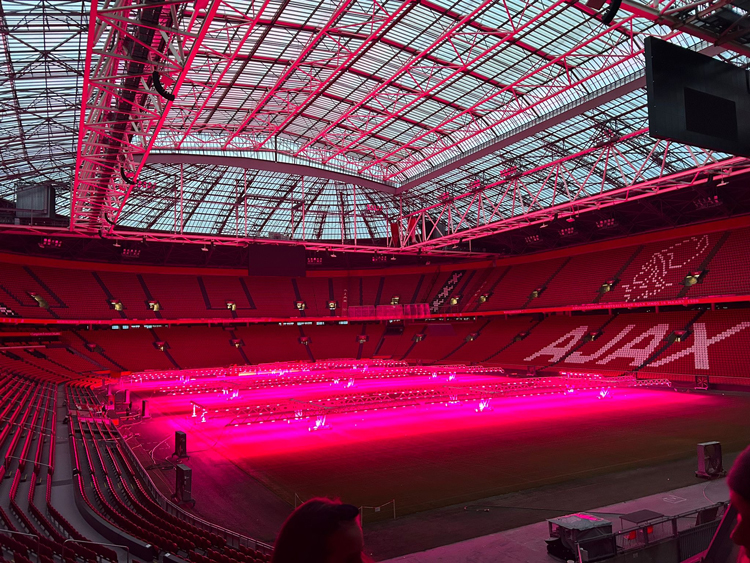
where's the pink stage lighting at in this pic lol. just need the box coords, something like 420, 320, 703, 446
309, 415, 328, 431
476, 398, 492, 413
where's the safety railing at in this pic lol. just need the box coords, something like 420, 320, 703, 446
115, 426, 273, 555
576, 502, 729, 561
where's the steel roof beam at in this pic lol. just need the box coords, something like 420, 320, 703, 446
395, 71, 646, 193
137, 153, 398, 194
189, 55, 454, 136
220, 0, 359, 149
396, 133, 750, 250
360, 13, 647, 180
72, 0, 224, 234
294, 0, 531, 167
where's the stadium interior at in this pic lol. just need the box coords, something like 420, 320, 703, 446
1, 0, 750, 562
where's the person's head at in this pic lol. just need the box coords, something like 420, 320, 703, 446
729, 445, 750, 562
272, 498, 367, 563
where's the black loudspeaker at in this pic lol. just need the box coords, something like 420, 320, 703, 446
174, 431, 187, 459
175, 464, 193, 503
696, 441, 725, 479
141, 400, 148, 418
113, 389, 130, 411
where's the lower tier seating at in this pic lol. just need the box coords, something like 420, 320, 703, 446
0, 376, 118, 563
1, 307, 743, 386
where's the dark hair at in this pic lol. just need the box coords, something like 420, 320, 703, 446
728, 445, 750, 502
271, 498, 361, 563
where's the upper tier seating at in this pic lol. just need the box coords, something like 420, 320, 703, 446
599, 232, 723, 304
3, 225, 750, 322
531, 246, 638, 308
684, 227, 750, 299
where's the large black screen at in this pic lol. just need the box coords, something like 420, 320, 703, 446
644, 37, 750, 157
247, 244, 306, 277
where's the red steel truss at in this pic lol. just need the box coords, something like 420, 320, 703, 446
395, 131, 750, 250
62, 0, 750, 247
621, 0, 750, 57
72, 0, 224, 233
19, 128, 750, 254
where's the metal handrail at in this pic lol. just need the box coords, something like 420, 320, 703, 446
62, 538, 130, 563
0, 528, 41, 561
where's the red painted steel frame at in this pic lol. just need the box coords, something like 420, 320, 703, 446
221, 0, 415, 152
395, 134, 750, 251
73, 0, 223, 233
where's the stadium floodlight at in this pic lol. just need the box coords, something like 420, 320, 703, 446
596, 218, 618, 229
599, 279, 618, 294
529, 287, 544, 299
683, 270, 706, 286
560, 227, 576, 237
38, 238, 62, 249
29, 293, 49, 309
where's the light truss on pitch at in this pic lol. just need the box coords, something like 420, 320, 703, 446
188, 374, 670, 426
